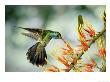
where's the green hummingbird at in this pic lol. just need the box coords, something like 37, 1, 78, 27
19, 27, 62, 66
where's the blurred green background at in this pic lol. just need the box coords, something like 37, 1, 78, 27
5, 5, 105, 72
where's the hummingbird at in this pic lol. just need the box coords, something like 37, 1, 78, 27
19, 27, 62, 66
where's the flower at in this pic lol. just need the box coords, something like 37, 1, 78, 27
98, 48, 106, 56
74, 67, 83, 72
51, 46, 71, 71
84, 26, 96, 37
41, 58, 67, 72
78, 23, 86, 40
54, 55, 71, 71
85, 63, 93, 68
84, 68, 93, 72
43, 65, 66, 72
79, 32, 86, 39
84, 63, 94, 72
61, 41, 79, 64
78, 25, 92, 51
70, 56, 77, 64
73, 45, 83, 55
61, 41, 74, 55
86, 55, 97, 66
43, 65, 60, 72
80, 40, 90, 51
73, 63, 94, 72
98, 48, 106, 61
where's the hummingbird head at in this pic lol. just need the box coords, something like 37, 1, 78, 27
51, 32, 62, 39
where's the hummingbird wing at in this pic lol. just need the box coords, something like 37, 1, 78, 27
18, 27, 44, 41
26, 42, 47, 66
18, 27, 43, 34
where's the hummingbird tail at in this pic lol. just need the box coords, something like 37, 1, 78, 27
26, 42, 47, 66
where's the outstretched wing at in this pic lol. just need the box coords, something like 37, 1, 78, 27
18, 27, 44, 40
18, 27, 43, 34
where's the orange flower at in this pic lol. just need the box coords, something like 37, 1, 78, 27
85, 63, 93, 68
51, 45, 71, 71
57, 56, 70, 66
44, 65, 60, 72
78, 24, 86, 40
43, 65, 66, 72
84, 68, 93, 72
80, 40, 89, 51
78, 26, 92, 51
84, 63, 94, 72
84, 26, 96, 37
73, 45, 83, 56
54, 55, 71, 71
70, 56, 77, 64
62, 47, 73, 55
98, 48, 106, 56
74, 63, 94, 72
80, 39, 92, 51
86, 55, 97, 66
61, 40, 74, 55
42, 58, 67, 72
79, 32, 86, 39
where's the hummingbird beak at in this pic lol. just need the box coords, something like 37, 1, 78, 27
61, 38, 66, 44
